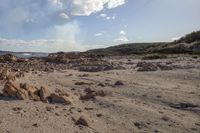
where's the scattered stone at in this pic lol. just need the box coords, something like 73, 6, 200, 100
12, 107, 22, 111
95, 90, 109, 97
46, 106, 54, 111
78, 74, 89, 77
32, 123, 39, 127
80, 89, 108, 101
84, 88, 95, 93
75, 117, 89, 127
98, 83, 106, 87
134, 122, 147, 129
169, 103, 198, 110
114, 80, 124, 86
161, 116, 170, 121
75, 82, 93, 85
84, 107, 94, 110
96, 113, 103, 117
80, 93, 96, 101
55, 113, 60, 116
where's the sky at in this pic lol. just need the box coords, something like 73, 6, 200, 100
0, 0, 200, 52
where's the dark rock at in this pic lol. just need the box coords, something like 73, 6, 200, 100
114, 81, 124, 86
75, 117, 89, 127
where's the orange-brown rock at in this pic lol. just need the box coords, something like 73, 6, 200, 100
39, 86, 50, 102
20, 83, 37, 93
50, 93, 71, 105
3, 81, 19, 97
16, 89, 29, 100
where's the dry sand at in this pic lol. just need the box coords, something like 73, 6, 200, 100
0, 56, 200, 133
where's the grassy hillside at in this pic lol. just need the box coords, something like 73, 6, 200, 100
88, 31, 200, 55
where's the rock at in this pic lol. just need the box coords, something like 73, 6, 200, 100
3, 81, 19, 97
16, 89, 29, 100
136, 62, 158, 72
32, 123, 39, 127
79, 66, 104, 72
84, 88, 95, 93
75, 117, 89, 127
114, 80, 124, 86
95, 90, 109, 97
29, 91, 41, 101
39, 86, 50, 102
20, 83, 37, 93
55, 88, 69, 97
12, 107, 22, 111
98, 83, 106, 87
46, 106, 54, 111
169, 103, 198, 110
0, 69, 10, 80
50, 93, 71, 105
75, 82, 92, 85
2, 54, 17, 62
80, 93, 96, 101
79, 65, 115, 72
81, 89, 109, 101
161, 116, 170, 121
157, 64, 173, 70
134, 122, 147, 129
96, 113, 103, 117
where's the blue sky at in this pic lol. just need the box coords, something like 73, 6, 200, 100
0, 0, 200, 52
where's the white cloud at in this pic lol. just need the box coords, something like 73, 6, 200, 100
99, 14, 115, 20
95, 33, 103, 36
107, 0, 126, 9
120, 30, 126, 35
106, 17, 111, 20
71, 0, 126, 16
49, 0, 63, 7
114, 36, 129, 43
171, 36, 181, 41
100, 13, 107, 18
114, 30, 129, 43
59, 12, 69, 19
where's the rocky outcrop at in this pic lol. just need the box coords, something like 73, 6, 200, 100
136, 62, 173, 72
3, 81, 19, 97
136, 62, 158, 72
0, 54, 17, 62
2, 82, 72, 105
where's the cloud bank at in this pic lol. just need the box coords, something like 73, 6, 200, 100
0, 0, 127, 52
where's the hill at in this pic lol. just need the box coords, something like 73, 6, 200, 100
88, 31, 200, 55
